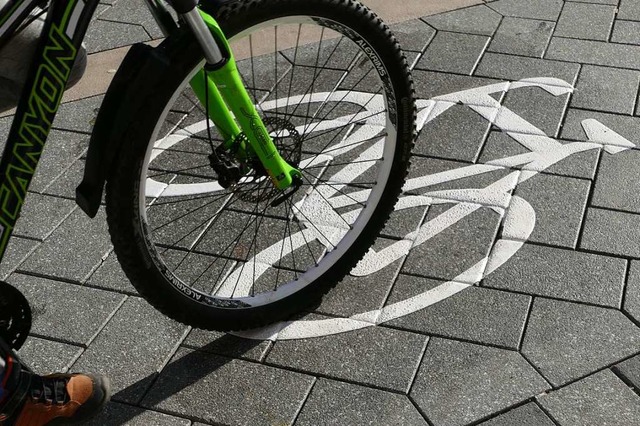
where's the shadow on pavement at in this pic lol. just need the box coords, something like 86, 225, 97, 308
89, 333, 264, 424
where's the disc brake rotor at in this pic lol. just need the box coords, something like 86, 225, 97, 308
239, 117, 303, 203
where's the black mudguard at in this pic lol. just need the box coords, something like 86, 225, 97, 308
75, 42, 169, 218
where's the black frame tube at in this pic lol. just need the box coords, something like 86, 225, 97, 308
0, 0, 101, 261
0, 0, 184, 263
167, 0, 198, 14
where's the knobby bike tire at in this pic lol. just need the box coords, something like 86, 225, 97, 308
105, 0, 416, 331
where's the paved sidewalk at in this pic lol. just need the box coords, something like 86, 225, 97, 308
2, 0, 640, 425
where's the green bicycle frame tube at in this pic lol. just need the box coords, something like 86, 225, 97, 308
189, 9, 301, 190
190, 69, 241, 142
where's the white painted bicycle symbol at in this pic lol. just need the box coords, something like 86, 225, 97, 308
150, 77, 635, 341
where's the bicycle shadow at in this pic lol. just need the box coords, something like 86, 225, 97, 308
88, 333, 265, 425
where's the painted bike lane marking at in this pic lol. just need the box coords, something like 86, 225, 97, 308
234, 77, 635, 340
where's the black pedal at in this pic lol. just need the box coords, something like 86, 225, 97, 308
0, 281, 31, 351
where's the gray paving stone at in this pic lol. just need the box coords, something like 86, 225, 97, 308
475, 52, 580, 85
98, 0, 164, 39
182, 329, 271, 362
315, 239, 404, 318
484, 244, 625, 307
522, 298, 640, 386
423, 5, 502, 36
624, 261, 640, 322
142, 347, 314, 426
573, 0, 618, 3
8, 274, 125, 345
143, 196, 225, 253
571, 65, 640, 115
501, 85, 570, 138
86, 252, 137, 294
17, 337, 83, 375
85, 19, 150, 54
30, 130, 90, 193
264, 65, 342, 107
159, 250, 242, 296
21, 209, 112, 282
619, 0, 640, 22
98, 0, 120, 9
0, 115, 12, 141
592, 149, 640, 214
402, 204, 501, 283
42, 159, 86, 200
0, 236, 39, 280
560, 108, 640, 145
92, 3, 111, 17
296, 378, 427, 426
538, 369, 640, 426
267, 315, 427, 392
237, 52, 292, 94
406, 51, 421, 71
513, 173, 590, 248
87, 402, 191, 426
488, 18, 555, 58
391, 19, 436, 53
612, 20, 640, 45
487, 0, 564, 21
415, 104, 492, 161
546, 37, 640, 70
278, 41, 357, 77
13, 194, 76, 241
477, 402, 555, 426
386, 275, 530, 349
417, 31, 489, 75
72, 297, 188, 404
413, 70, 502, 101
614, 353, 640, 392
52, 96, 103, 134
479, 132, 599, 179
382, 204, 429, 240
580, 208, 640, 258
189, 214, 321, 276
554, 2, 616, 41
410, 337, 549, 426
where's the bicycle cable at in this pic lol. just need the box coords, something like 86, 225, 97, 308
203, 69, 218, 154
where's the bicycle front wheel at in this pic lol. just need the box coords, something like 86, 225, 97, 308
106, 0, 415, 330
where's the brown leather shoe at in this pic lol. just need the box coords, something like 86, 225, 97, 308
9, 373, 110, 425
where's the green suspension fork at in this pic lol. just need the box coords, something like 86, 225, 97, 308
187, 9, 301, 191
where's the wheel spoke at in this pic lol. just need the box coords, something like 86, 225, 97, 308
128, 13, 408, 318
